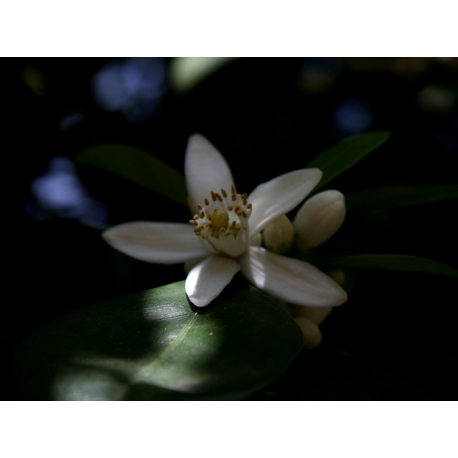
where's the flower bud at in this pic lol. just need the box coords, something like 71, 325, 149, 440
293, 190, 345, 251
294, 317, 323, 349
262, 215, 294, 254
292, 304, 333, 325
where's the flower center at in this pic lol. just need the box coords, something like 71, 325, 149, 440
189, 185, 252, 258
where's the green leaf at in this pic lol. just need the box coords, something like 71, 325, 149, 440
314, 254, 458, 278
306, 131, 390, 191
77, 144, 188, 207
169, 57, 237, 93
345, 183, 458, 212
16, 280, 303, 400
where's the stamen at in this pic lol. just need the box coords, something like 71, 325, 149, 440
193, 184, 251, 257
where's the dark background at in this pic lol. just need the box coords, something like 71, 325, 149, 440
5, 57, 458, 400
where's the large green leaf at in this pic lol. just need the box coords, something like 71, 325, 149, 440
306, 131, 390, 191
77, 144, 188, 207
314, 254, 458, 278
169, 57, 237, 93
345, 183, 458, 212
15, 280, 303, 400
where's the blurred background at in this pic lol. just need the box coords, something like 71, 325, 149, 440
5, 57, 458, 400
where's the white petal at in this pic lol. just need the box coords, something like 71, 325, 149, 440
185, 256, 240, 307
102, 222, 208, 264
185, 134, 235, 212
248, 169, 323, 237
239, 246, 347, 307
184, 256, 208, 275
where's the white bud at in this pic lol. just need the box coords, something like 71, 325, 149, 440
292, 304, 333, 325
249, 232, 263, 247
293, 190, 346, 251
294, 317, 323, 349
262, 215, 294, 254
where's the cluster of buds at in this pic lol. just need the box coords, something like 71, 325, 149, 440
262, 189, 347, 349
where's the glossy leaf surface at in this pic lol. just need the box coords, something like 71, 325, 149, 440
314, 254, 458, 278
169, 57, 237, 93
306, 131, 390, 191
77, 144, 188, 207
345, 183, 458, 212
16, 280, 303, 400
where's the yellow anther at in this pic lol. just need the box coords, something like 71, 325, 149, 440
204, 198, 209, 206
241, 211, 248, 219
247, 203, 252, 209
200, 211, 205, 218
219, 227, 226, 233
227, 205, 233, 211
211, 191, 217, 202
215, 193, 223, 202
224, 230, 234, 237
231, 194, 236, 201
242, 198, 247, 206
231, 185, 236, 195
241, 193, 247, 199
189, 220, 198, 226
211, 209, 229, 232
194, 226, 203, 233
193, 214, 199, 219
234, 206, 240, 214
206, 212, 212, 220
202, 235, 208, 240
210, 228, 215, 237
221, 189, 228, 198
197, 204, 202, 210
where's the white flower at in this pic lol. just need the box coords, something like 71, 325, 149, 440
102, 134, 348, 308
